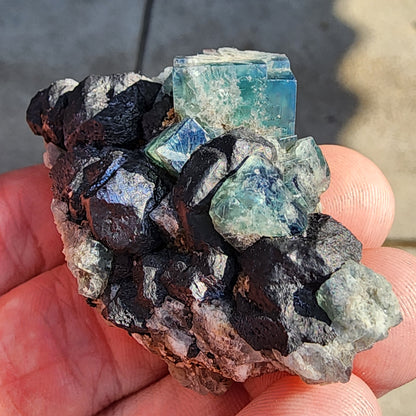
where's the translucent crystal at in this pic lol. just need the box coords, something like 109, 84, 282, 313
316, 260, 402, 351
278, 134, 298, 150
209, 155, 307, 250
145, 117, 210, 176
282, 136, 330, 211
173, 48, 296, 140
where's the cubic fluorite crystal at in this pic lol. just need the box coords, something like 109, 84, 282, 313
173, 48, 297, 140
26, 48, 402, 395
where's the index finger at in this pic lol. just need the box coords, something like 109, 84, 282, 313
320, 145, 395, 248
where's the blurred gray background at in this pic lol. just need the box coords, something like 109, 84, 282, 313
1, 0, 415, 414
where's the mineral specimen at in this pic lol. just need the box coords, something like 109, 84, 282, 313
26, 48, 402, 395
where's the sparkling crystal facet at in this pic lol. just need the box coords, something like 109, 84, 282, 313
145, 117, 210, 176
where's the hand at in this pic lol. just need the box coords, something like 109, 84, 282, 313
0, 145, 415, 416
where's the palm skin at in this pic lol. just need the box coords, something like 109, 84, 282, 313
0, 145, 415, 416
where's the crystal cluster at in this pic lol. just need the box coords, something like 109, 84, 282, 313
26, 48, 402, 395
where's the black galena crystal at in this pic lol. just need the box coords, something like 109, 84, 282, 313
26, 49, 402, 395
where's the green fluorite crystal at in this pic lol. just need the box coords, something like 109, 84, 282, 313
209, 154, 308, 251
282, 136, 330, 211
208, 134, 329, 250
172, 48, 296, 141
316, 260, 402, 351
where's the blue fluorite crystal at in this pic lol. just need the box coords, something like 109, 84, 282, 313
172, 48, 296, 140
209, 154, 308, 251
145, 117, 210, 176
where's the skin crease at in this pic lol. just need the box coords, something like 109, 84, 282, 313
0, 144, 415, 416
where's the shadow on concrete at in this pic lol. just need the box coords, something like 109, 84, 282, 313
144, 0, 357, 145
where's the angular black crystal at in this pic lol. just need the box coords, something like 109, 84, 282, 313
233, 214, 361, 355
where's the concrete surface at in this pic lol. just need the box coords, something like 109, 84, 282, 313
334, 0, 416, 243
0, 0, 142, 173
380, 378, 416, 416
0, 0, 415, 414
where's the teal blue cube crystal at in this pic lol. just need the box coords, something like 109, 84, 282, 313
209, 154, 308, 251
173, 48, 296, 140
145, 118, 210, 176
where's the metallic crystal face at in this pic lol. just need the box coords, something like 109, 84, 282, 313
95, 168, 155, 219
172, 48, 296, 140
145, 117, 210, 176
